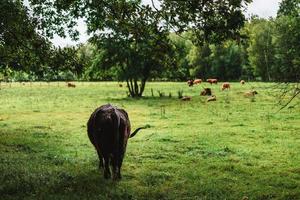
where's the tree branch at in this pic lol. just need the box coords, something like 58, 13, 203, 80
276, 88, 300, 113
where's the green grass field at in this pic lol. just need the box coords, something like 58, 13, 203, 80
0, 82, 299, 200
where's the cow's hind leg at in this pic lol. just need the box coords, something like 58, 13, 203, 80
103, 156, 111, 179
96, 150, 104, 169
116, 156, 123, 180
112, 123, 126, 180
111, 156, 121, 180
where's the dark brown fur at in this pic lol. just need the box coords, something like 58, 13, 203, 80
67, 82, 76, 88
200, 88, 212, 96
187, 80, 194, 87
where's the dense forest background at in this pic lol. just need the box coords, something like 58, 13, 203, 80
1, 0, 299, 84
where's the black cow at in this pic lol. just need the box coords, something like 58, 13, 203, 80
87, 104, 149, 180
200, 88, 212, 96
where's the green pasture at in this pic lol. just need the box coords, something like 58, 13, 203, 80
0, 82, 299, 200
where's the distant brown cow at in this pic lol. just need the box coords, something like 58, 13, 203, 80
181, 96, 192, 101
193, 79, 202, 85
244, 90, 258, 97
221, 82, 230, 90
67, 82, 76, 88
87, 104, 149, 180
200, 88, 212, 96
207, 95, 216, 102
207, 79, 218, 84
119, 84, 123, 87
187, 80, 194, 87
240, 80, 245, 85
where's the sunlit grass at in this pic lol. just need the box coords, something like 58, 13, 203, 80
0, 81, 299, 199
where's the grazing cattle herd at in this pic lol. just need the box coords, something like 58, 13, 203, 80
187, 79, 202, 87
182, 78, 258, 102
65, 79, 253, 105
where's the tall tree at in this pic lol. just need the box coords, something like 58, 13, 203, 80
90, 4, 174, 97
187, 43, 212, 78
77, 43, 97, 80
273, 0, 300, 110
211, 41, 244, 80
0, 0, 52, 74
273, 16, 300, 82
167, 32, 193, 81
274, 0, 300, 82
44, 46, 85, 81
247, 18, 275, 81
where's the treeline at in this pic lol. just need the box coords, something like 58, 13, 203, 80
166, 13, 299, 82
0, 0, 299, 83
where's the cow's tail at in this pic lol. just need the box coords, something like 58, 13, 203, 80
129, 124, 151, 138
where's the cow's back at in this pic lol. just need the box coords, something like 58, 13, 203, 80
87, 104, 119, 154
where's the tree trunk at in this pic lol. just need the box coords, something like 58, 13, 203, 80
126, 79, 134, 97
265, 26, 271, 81
126, 78, 147, 98
139, 79, 146, 96
134, 79, 139, 95
264, 49, 271, 81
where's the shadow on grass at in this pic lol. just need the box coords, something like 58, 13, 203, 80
49, 169, 135, 200
107, 95, 177, 102
2, 166, 136, 200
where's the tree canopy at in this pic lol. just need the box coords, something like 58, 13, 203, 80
159, 0, 252, 44
0, 0, 51, 74
0, 0, 86, 81
278, 0, 300, 17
